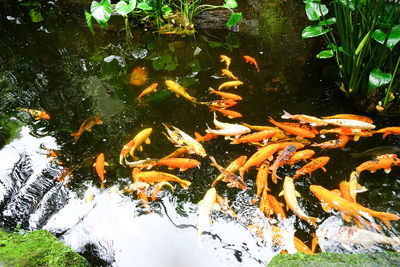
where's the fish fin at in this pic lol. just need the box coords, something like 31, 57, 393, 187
286, 203, 289, 211
268, 155, 274, 161
145, 138, 151, 144
139, 146, 143, 152
308, 216, 320, 227
71, 132, 79, 137
88, 128, 92, 132
213, 203, 221, 211
321, 167, 327, 172
168, 167, 173, 170
278, 190, 284, 197
104, 161, 109, 166
321, 202, 331, 213
179, 168, 188, 171
175, 94, 180, 97
354, 135, 360, 141
103, 170, 106, 174
384, 168, 391, 174
295, 190, 301, 198
281, 110, 292, 119
93, 163, 96, 167
100, 183, 104, 189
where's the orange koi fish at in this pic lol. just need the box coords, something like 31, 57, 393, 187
133, 170, 191, 189
18, 108, 50, 120
243, 55, 259, 72
293, 156, 330, 180
287, 149, 315, 165
209, 106, 242, 119
93, 153, 109, 188
259, 187, 272, 216
44, 148, 63, 165
209, 156, 247, 190
311, 135, 350, 150
209, 87, 242, 101
222, 69, 239, 80
252, 162, 270, 204
211, 155, 247, 188
137, 83, 158, 102
194, 132, 218, 142
278, 122, 319, 135
281, 110, 327, 127
322, 114, 373, 124
218, 81, 243, 90
310, 185, 399, 228
230, 130, 276, 144
268, 194, 287, 220
240, 122, 287, 140
271, 144, 297, 184
268, 226, 317, 255
200, 99, 238, 109
119, 139, 136, 166
375, 127, 400, 139
150, 181, 174, 201
130, 66, 148, 86
355, 154, 400, 177
138, 189, 152, 213
71, 114, 103, 143
220, 55, 231, 70
155, 158, 200, 171
269, 117, 316, 139
320, 127, 373, 141
125, 158, 157, 169
57, 168, 74, 183
162, 147, 189, 159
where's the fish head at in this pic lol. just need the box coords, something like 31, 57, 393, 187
191, 142, 207, 157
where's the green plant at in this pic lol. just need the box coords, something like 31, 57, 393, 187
302, 0, 400, 108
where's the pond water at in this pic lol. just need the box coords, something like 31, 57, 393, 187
1, 1, 400, 266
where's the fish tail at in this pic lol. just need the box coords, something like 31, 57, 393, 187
180, 180, 191, 190
208, 87, 216, 94
377, 212, 400, 229
281, 110, 292, 119
307, 216, 320, 228
383, 132, 390, 139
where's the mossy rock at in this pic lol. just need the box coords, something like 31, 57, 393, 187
269, 252, 400, 266
0, 229, 89, 266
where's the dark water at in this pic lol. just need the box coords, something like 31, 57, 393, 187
1, 1, 400, 266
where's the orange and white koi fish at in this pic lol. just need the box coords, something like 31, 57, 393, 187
348, 171, 367, 201
71, 114, 103, 143
220, 55, 231, 70
194, 131, 218, 142
163, 124, 207, 157
124, 158, 158, 169
230, 130, 276, 144
268, 194, 287, 220
165, 80, 198, 105
269, 117, 316, 139
271, 144, 297, 184
209, 87, 242, 101
279, 177, 319, 227
200, 99, 238, 108
197, 187, 218, 235
120, 139, 136, 166
155, 158, 200, 171
162, 147, 189, 159
293, 156, 330, 180
322, 118, 375, 130
270, 226, 317, 255
132, 170, 191, 189
206, 114, 250, 138
320, 127, 373, 141
310, 185, 399, 228
222, 69, 239, 80
322, 114, 373, 124
243, 55, 259, 72
138, 189, 152, 213
374, 127, 400, 139
355, 154, 400, 177
18, 108, 50, 120
128, 128, 153, 160
209, 106, 242, 119
281, 110, 327, 126
252, 162, 269, 204
287, 149, 315, 165
93, 153, 109, 188
218, 81, 243, 90
130, 66, 148, 86
209, 156, 247, 190
311, 135, 350, 150
150, 181, 174, 201
211, 155, 247, 188
137, 83, 158, 102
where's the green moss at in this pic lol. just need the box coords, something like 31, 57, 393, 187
269, 252, 400, 266
0, 229, 89, 266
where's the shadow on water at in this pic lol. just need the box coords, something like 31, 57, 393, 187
1, 0, 400, 266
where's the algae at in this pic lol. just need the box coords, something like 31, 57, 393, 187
0, 229, 89, 266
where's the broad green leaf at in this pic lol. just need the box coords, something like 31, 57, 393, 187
369, 68, 392, 88
302, 25, 331, 39
152, 57, 164, 70
305, 2, 328, 21
29, 9, 43, 22
327, 43, 345, 53
188, 59, 201, 72
316, 49, 334, 58
137, 2, 152, 11
162, 5, 172, 16
168, 43, 175, 52
334, 0, 355, 11
116, 0, 136, 16
209, 41, 223, 48
224, 0, 238, 9
372, 25, 400, 50
85, 10, 95, 35
91, 0, 112, 28
227, 12, 242, 27
165, 62, 179, 71
318, 17, 336, 26
182, 76, 199, 87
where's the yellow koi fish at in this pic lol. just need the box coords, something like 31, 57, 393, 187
165, 80, 197, 105
218, 81, 243, 90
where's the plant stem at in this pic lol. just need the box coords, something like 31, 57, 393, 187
383, 55, 400, 107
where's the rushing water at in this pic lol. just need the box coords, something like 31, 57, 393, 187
1, 1, 400, 266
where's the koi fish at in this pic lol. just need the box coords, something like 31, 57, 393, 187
130, 66, 148, 86
279, 176, 320, 227
311, 185, 400, 228
206, 115, 251, 138
165, 80, 198, 105
374, 127, 400, 139
268, 194, 287, 220
162, 147, 189, 159
211, 155, 247, 188
124, 158, 158, 169
56, 168, 74, 183
209, 156, 247, 190
44, 148, 63, 165
209, 87, 242, 101
155, 158, 200, 171
93, 153, 109, 188
137, 83, 158, 102
163, 124, 207, 157
320, 127, 373, 141
311, 135, 350, 150
132, 170, 191, 189
216, 194, 237, 218
240, 122, 287, 140
221, 69, 239, 80
287, 149, 315, 165
269, 226, 317, 255
269, 117, 316, 139
138, 189, 152, 213
150, 181, 174, 201
218, 81, 243, 90
281, 110, 327, 126
271, 144, 297, 183
197, 187, 219, 235
194, 132, 218, 142
252, 162, 269, 204
322, 114, 373, 124
17, 108, 50, 120
293, 156, 330, 180
355, 154, 400, 177
243, 55, 259, 72
230, 130, 276, 144
322, 118, 375, 130
120, 139, 136, 166
259, 187, 272, 217
209, 106, 242, 119
71, 114, 103, 143
220, 55, 231, 70
128, 128, 153, 160
200, 99, 238, 108
348, 171, 367, 201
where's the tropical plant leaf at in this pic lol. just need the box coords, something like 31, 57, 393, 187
369, 68, 392, 88
305, 2, 328, 21
116, 0, 136, 16
162, 5, 172, 16
334, 0, 356, 11
227, 12, 242, 27
85, 10, 95, 35
91, 0, 112, 28
302, 25, 331, 39
182, 76, 199, 87
188, 59, 201, 72
372, 25, 400, 50
316, 49, 334, 58
224, 0, 238, 9
137, 2, 152, 11
209, 41, 223, 48
29, 9, 43, 22
318, 17, 336, 26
